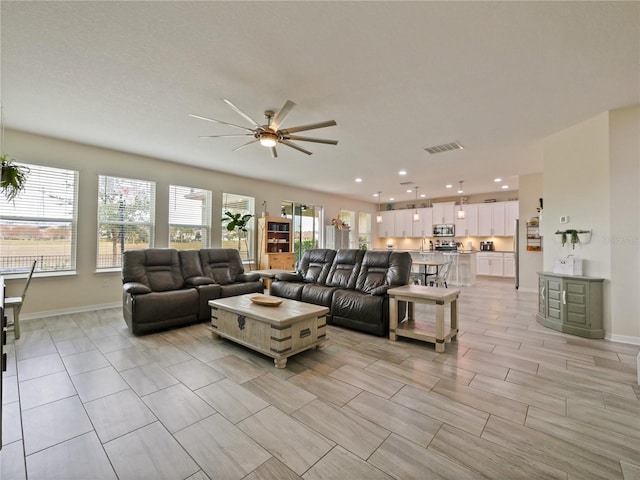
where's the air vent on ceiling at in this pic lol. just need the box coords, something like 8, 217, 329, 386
424, 142, 464, 155
399, 181, 415, 185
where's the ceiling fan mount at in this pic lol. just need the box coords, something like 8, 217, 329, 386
190, 99, 338, 158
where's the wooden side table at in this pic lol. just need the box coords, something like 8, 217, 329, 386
250, 269, 295, 290
388, 285, 460, 353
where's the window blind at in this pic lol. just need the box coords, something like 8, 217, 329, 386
0, 162, 79, 273
169, 185, 212, 249
97, 175, 155, 269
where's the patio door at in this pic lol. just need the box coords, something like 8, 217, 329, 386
280, 201, 322, 266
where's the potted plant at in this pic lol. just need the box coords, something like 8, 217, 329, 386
555, 229, 585, 249
222, 211, 254, 267
1, 154, 29, 202
577, 229, 591, 244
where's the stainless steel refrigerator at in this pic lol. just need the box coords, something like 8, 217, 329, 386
513, 219, 520, 290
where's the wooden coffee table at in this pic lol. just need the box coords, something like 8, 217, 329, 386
209, 294, 329, 368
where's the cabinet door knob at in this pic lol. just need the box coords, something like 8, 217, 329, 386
541, 286, 545, 300
562, 290, 567, 305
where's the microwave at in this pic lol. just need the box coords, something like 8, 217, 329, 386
433, 224, 455, 237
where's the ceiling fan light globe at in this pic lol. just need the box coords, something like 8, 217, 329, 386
260, 134, 277, 147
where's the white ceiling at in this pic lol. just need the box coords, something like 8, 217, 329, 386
1, 1, 638, 204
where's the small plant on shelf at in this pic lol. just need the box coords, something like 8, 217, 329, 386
555, 229, 591, 249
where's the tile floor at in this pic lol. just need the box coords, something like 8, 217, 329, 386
1, 278, 639, 479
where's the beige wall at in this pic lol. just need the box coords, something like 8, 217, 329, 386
3, 129, 376, 318
517, 172, 543, 293
542, 107, 640, 343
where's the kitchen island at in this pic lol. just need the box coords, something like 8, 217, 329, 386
409, 251, 477, 287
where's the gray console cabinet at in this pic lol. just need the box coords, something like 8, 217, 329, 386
537, 272, 604, 338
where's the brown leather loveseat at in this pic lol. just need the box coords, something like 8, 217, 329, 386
122, 248, 263, 335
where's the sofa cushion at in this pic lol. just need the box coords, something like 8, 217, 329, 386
122, 249, 185, 292
219, 281, 264, 298
199, 249, 244, 285
356, 251, 412, 293
301, 284, 338, 307
299, 249, 337, 284
326, 249, 364, 289
330, 289, 387, 336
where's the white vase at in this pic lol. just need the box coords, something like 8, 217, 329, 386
577, 232, 591, 244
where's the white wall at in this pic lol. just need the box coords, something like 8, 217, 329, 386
542, 107, 640, 343
517, 172, 543, 293
3, 129, 376, 317
609, 105, 640, 343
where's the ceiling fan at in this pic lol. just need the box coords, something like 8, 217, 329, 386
190, 99, 337, 158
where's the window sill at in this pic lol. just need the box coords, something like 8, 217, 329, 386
1, 270, 78, 280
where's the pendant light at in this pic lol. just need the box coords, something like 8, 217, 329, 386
413, 187, 420, 222
457, 181, 465, 220
376, 191, 382, 223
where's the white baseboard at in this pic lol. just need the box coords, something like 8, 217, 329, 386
605, 332, 640, 346
19, 302, 121, 321
517, 287, 537, 293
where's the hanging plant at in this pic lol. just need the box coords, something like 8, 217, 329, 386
1, 154, 30, 202
555, 229, 582, 249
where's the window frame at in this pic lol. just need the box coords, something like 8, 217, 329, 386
221, 192, 255, 262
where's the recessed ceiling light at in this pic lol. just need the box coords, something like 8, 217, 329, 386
502, 185, 509, 189
372, 193, 379, 197
419, 194, 426, 198
406, 189, 412, 193
445, 184, 453, 189
457, 189, 463, 194
389, 197, 395, 201
398, 170, 407, 175
355, 178, 362, 183
494, 178, 502, 182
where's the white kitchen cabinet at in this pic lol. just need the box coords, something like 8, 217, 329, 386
377, 210, 395, 238
505, 201, 519, 237
415, 207, 433, 237
394, 209, 415, 237
478, 202, 506, 236
455, 204, 478, 237
432, 202, 455, 225
503, 253, 515, 278
476, 252, 505, 276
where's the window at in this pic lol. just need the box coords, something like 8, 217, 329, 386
97, 175, 155, 269
221, 193, 254, 261
339, 210, 357, 248
169, 185, 212, 249
358, 213, 372, 250
0, 162, 79, 274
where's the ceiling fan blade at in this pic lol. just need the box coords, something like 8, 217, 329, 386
199, 134, 254, 139
232, 139, 259, 152
270, 100, 296, 131
280, 140, 313, 155
189, 114, 255, 132
286, 135, 338, 145
222, 99, 261, 128
270, 146, 278, 158
281, 120, 337, 134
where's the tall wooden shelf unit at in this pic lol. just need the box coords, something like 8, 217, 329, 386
258, 216, 295, 270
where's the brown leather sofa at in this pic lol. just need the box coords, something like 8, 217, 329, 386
122, 248, 263, 335
270, 249, 411, 336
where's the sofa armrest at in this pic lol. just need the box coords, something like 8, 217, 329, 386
184, 276, 215, 287
275, 272, 303, 282
237, 272, 260, 282
369, 285, 389, 296
123, 282, 152, 294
